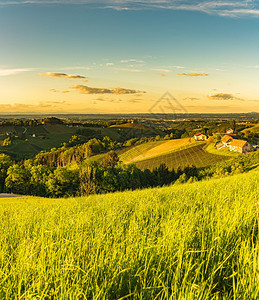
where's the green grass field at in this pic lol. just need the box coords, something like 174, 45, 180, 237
124, 138, 193, 163
134, 143, 230, 171
119, 140, 165, 163
0, 168, 258, 298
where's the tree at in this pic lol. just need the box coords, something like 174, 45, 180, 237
79, 165, 97, 195
46, 167, 79, 197
104, 151, 119, 169
0, 154, 13, 192
153, 163, 171, 186
5, 165, 31, 195
2, 137, 12, 147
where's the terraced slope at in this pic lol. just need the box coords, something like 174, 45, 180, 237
134, 143, 230, 170
125, 138, 193, 163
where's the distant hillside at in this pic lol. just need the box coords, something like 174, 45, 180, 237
0, 168, 258, 298
110, 122, 164, 138
0, 124, 120, 159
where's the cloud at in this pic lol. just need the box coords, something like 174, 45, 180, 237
94, 97, 122, 103
120, 59, 145, 63
0, 68, 33, 77
39, 72, 86, 79
2, 1, 259, 18
173, 65, 185, 69
178, 72, 208, 77
49, 89, 70, 93
152, 68, 171, 73
114, 67, 143, 73
70, 84, 145, 95
183, 97, 200, 101
128, 98, 142, 102
106, 62, 114, 67
46, 100, 67, 104
0, 102, 55, 111
208, 93, 244, 101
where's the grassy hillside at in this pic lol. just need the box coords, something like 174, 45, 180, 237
119, 140, 165, 163
134, 143, 229, 171
91, 138, 194, 165
0, 168, 258, 298
241, 124, 259, 134
124, 138, 193, 163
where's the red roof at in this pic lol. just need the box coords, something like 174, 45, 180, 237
194, 132, 203, 136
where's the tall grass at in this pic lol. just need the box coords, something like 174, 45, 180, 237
0, 168, 258, 299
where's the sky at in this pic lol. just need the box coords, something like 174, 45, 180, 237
1, 0, 259, 114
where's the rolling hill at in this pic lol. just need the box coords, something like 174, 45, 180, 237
0, 167, 258, 298
0, 124, 121, 159
134, 143, 230, 170
122, 138, 193, 163
241, 124, 259, 134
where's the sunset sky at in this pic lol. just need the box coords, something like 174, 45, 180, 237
1, 0, 259, 114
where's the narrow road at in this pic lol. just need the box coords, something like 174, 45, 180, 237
23, 127, 27, 134
0, 194, 21, 198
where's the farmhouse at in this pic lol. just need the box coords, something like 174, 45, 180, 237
194, 133, 207, 141
228, 139, 254, 154
219, 135, 254, 154
221, 134, 237, 146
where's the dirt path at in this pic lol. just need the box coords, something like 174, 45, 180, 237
0, 194, 21, 198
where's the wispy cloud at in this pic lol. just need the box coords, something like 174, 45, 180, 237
114, 67, 143, 73
2, 1, 259, 18
39, 72, 86, 79
183, 97, 200, 101
120, 58, 145, 63
94, 97, 122, 102
178, 72, 208, 77
0, 101, 67, 112
49, 88, 71, 93
49, 88, 59, 93
0, 68, 33, 77
208, 93, 244, 101
71, 84, 145, 94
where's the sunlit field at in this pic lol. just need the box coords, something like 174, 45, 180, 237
135, 144, 229, 171
0, 168, 258, 299
125, 138, 193, 163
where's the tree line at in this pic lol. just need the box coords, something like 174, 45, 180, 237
0, 151, 198, 197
